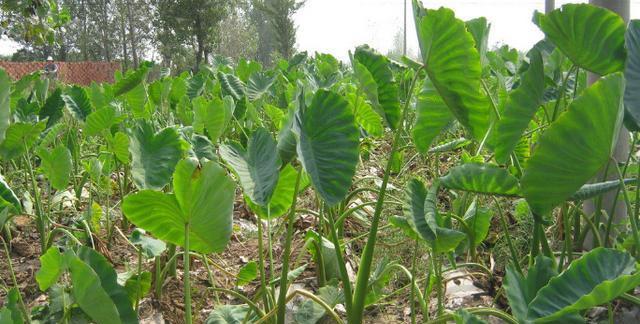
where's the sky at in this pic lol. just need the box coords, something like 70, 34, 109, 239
295, 0, 640, 60
2, 1, 640, 59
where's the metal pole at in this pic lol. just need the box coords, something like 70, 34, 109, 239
545, 0, 555, 14
403, 0, 407, 56
583, 0, 631, 250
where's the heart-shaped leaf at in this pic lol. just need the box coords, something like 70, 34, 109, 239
218, 72, 246, 101
440, 163, 520, 196
37, 145, 72, 191
128, 120, 184, 190
521, 73, 624, 215
404, 178, 437, 242
36, 247, 65, 291
493, 50, 545, 162
504, 255, 558, 323
534, 4, 626, 75
624, 20, 640, 130
220, 127, 280, 206
85, 107, 123, 137
353, 45, 401, 129
62, 86, 93, 122
414, 4, 490, 143
247, 72, 276, 101
0, 120, 46, 160
123, 159, 235, 253
113, 62, 151, 97
68, 247, 138, 324
0, 174, 20, 213
412, 77, 452, 153
193, 96, 233, 143
38, 88, 65, 129
295, 90, 359, 206
528, 248, 640, 322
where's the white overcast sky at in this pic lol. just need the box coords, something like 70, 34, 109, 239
295, 0, 640, 60
1, 0, 639, 60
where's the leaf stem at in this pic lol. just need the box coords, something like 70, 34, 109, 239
350, 65, 424, 324
184, 223, 192, 324
276, 168, 303, 324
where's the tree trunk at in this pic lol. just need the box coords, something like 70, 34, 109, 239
583, 0, 630, 250
545, 0, 555, 14
100, 0, 112, 61
194, 15, 204, 71
81, 0, 89, 61
126, 0, 139, 67
119, 1, 129, 71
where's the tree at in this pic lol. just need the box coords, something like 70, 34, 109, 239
155, 0, 229, 70
0, 0, 70, 45
217, 0, 259, 62
255, 0, 305, 62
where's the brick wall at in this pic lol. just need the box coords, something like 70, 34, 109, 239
0, 61, 121, 85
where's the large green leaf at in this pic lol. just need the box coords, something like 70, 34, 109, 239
404, 179, 465, 253
66, 250, 136, 324
37, 145, 72, 191
76, 247, 138, 323
123, 159, 235, 253
130, 228, 166, 258
246, 72, 275, 101
463, 199, 493, 247
624, 20, 640, 131
353, 45, 401, 129
0, 69, 10, 143
412, 77, 452, 153
220, 127, 280, 206
0, 120, 46, 160
493, 50, 545, 162
193, 96, 233, 143
466, 17, 490, 66
113, 63, 151, 97
0, 288, 23, 324
504, 256, 558, 323
414, 5, 490, 142
440, 163, 520, 196
109, 131, 130, 164
294, 90, 359, 206
404, 178, 437, 242
218, 72, 246, 101
206, 305, 257, 324
125, 83, 149, 119
533, 4, 626, 75
36, 247, 65, 291
521, 73, 624, 215
346, 92, 384, 137
528, 248, 640, 322
277, 107, 298, 163
0, 174, 20, 213
128, 120, 183, 190
62, 86, 93, 122
38, 88, 65, 129
85, 107, 125, 137
245, 164, 309, 219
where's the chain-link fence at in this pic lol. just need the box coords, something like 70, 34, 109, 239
0, 61, 121, 85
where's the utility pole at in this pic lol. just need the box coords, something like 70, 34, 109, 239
403, 0, 407, 56
583, 0, 631, 250
545, 0, 555, 14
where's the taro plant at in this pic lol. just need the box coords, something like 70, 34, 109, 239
34, 246, 138, 323
122, 158, 235, 323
